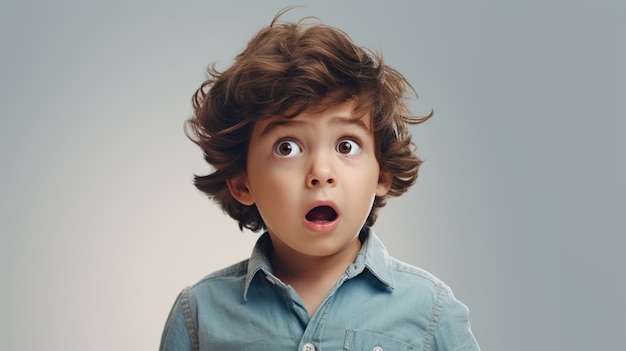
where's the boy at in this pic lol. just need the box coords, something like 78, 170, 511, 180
160, 9, 480, 351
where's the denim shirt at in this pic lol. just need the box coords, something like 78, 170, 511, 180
159, 227, 480, 351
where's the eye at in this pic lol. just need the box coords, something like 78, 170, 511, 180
336, 139, 361, 156
273, 140, 301, 157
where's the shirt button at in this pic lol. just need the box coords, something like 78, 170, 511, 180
373, 346, 383, 351
302, 343, 315, 351
265, 276, 276, 285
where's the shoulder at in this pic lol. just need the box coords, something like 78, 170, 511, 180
159, 259, 252, 351
364, 234, 449, 296
361, 228, 446, 291
360, 228, 454, 302
196, 259, 249, 284
187, 259, 250, 293
182, 233, 274, 304
386, 258, 480, 350
385, 256, 457, 310
174, 259, 252, 311
389, 256, 447, 289
388, 256, 471, 313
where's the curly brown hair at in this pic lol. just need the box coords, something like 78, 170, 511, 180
186, 9, 432, 232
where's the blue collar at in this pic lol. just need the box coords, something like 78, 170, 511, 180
242, 227, 395, 301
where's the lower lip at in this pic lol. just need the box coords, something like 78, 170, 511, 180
303, 218, 339, 233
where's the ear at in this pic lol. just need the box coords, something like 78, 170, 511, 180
226, 174, 255, 206
376, 169, 393, 197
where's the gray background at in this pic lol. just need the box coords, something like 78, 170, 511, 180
1, 1, 624, 350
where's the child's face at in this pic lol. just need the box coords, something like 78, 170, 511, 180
228, 100, 391, 258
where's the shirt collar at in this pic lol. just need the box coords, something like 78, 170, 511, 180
242, 227, 395, 301
242, 233, 274, 301
349, 226, 395, 289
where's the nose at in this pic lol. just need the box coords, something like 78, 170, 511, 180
306, 153, 336, 188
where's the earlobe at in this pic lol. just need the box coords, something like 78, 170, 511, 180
376, 170, 393, 197
226, 175, 255, 206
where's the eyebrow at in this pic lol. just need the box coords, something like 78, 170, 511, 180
330, 116, 371, 132
260, 115, 370, 137
259, 119, 306, 137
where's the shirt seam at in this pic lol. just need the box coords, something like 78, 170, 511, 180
181, 287, 199, 351
422, 282, 447, 351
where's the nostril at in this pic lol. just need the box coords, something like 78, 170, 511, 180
308, 177, 334, 186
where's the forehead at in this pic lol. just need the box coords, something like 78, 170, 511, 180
255, 100, 372, 136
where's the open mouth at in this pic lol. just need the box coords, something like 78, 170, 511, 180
305, 206, 338, 223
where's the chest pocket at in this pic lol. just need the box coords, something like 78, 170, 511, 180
344, 330, 415, 351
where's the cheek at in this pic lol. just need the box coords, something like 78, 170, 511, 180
354, 160, 382, 186
249, 168, 295, 200
251, 173, 299, 225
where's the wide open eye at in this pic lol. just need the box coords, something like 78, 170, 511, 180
336, 139, 361, 156
274, 140, 302, 157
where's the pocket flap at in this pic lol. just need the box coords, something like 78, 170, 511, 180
344, 330, 414, 351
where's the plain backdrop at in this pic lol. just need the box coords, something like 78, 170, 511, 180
1, 1, 624, 350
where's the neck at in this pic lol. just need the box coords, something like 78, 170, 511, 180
268, 234, 362, 317
269, 235, 362, 286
